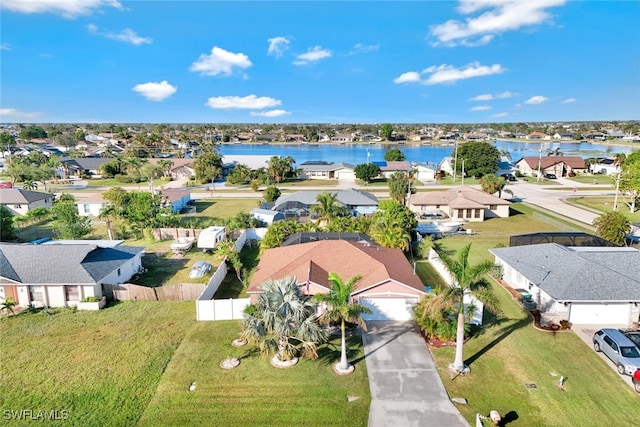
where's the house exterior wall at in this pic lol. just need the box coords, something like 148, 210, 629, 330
2, 197, 54, 216
352, 205, 377, 216
77, 202, 105, 217
451, 207, 485, 222
101, 254, 142, 285
354, 280, 425, 298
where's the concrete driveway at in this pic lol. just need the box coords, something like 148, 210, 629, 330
572, 324, 636, 390
363, 321, 469, 427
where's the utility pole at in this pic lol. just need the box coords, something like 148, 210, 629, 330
461, 159, 465, 186
536, 143, 543, 182
453, 141, 458, 183
613, 172, 621, 211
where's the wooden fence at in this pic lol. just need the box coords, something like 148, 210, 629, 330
103, 283, 206, 302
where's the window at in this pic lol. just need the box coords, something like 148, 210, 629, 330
474, 209, 481, 218
466, 209, 472, 217
117, 268, 121, 277
457, 210, 463, 219
65, 286, 80, 301
29, 286, 44, 302
83, 204, 90, 214
490, 205, 497, 210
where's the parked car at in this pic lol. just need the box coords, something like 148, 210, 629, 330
544, 173, 557, 179
189, 261, 212, 279
593, 328, 640, 375
622, 329, 640, 349
501, 173, 517, 182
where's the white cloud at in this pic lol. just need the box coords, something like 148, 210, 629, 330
0, 108, 42, 119
1, 0, 122, 18
430, 0, 566, 47
1, 42, 11, 51
492, 112, 509, 118
561, 97, 576, 104
393, 72, 422, 84
267, 37, 290, 57
250, 109, 290, 118
395, 63, 504, 85
525, 95, 548, 104
205, 95, 282, 110
349, 43, 380, 54
469, 94, 493, 101
422, 62, 505, 85
471, 105, 491, 111
190, 47, 252, 76
496, 91, 514, 98
87, 24, 152, 45
132, 81, 177, 101
293, 46, 332, 65
469, 91, 515, 101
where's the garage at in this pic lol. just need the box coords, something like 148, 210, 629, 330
360, 297, 419, 321
569, 303, 631, 325
336, 170, 356, 180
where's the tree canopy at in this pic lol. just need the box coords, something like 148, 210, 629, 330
380, 123, 393, 140
454, 141, 501, 178
384, 148, 406, 162
354, 163, 380, 183
0, 205, 17, 241
620, 150, 640, 212
593, 211, 631, 246
194, 151, 223, 184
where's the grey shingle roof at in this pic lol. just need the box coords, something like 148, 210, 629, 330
273, 188, 378, 210
0, 243, 144, 284
489, 243, 640, 302
0, 188, 53, 203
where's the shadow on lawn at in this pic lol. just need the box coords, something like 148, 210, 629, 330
316, 335, 364, 367
465, 317, 531, 368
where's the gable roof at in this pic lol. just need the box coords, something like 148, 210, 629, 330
248, 240, 425, 295
380, 161, 411, 172
298, 162, 355, 172
0, 243, 144, 284
490, 243, 640, 302
61, 157, 115, 171
410, 186, 510, 208
514, 156, 586, 169
273, 188, 378, 210
0, 188, 53, 204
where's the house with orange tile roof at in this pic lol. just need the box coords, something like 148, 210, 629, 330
247, 239, 427, 320
408, 186, 511, 222
514, 156, 586, 177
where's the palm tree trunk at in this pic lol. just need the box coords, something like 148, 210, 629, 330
340, 318, 349, 370
278, 335, 288, 361
452, 309, 466, 372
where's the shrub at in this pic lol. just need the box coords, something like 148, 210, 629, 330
80, 296, 102, 302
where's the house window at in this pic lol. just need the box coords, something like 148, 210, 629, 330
29, 285, 44, 302
83, 204, 90, 214
474, 209, 481, 218
15, 204, 22, 209
466, 209, 472, 217
457, 210, 463, 219
117, 268, 121, 277
65, 285, 80, 301
490, 205, 497, 210
435, 205, 440, 209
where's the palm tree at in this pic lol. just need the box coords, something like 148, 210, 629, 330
241, 276, 327, 365
1, 297, 17, 316
216, 239, 243, 282
21, 180, 38, 191
438, 243, 500, 374
314, 272, 371, 374
310, 192, 348, 225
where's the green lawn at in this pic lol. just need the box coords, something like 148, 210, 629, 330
429, 280, 639, 426
566, 196, 640, 223
568, 174, 615, 185
0, 301, 196, 426
138, 321, 370, 426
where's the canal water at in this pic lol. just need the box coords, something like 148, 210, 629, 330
218, 140, 637, 167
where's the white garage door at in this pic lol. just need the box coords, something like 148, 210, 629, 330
360, 298, 419, 321
337, 171, 356, 180
569, 303, 630, 325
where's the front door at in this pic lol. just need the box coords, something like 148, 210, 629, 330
3, 285, 18, 302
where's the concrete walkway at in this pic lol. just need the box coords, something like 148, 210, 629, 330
363, 321, 469, 427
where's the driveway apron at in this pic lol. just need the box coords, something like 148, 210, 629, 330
363, 321, 469, 427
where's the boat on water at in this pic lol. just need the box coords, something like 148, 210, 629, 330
415, 221, 464, 235
170, 237, 195, 254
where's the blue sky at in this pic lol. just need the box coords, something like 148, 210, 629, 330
1, 0, 639, 124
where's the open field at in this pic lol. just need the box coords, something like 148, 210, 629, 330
566, 196, 640, 223
0, 301, 196, 426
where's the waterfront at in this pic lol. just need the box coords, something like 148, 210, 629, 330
218, 140, 638, 166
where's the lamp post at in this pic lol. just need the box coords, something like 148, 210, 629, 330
537, 143, 543, 182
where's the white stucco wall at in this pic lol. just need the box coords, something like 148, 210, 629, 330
101, 254, 142, 285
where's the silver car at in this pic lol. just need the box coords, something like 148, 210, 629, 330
593, 328, 640, 375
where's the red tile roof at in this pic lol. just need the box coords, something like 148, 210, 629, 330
248, 240, 425, 295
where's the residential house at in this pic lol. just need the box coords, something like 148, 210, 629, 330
408, 186, 511, 222
379, 161, 412, 178
61, 157, 114, 178
0, 188, 54, 216
250, 208, 285, 226
438, 157, 455, 176
525, 132, 551, 140
297, 161, 356, 180
331, 133, 354, 143
514, 156, 586, 177
489, 243, 640, 326
0, 242, 145, 308
161, 188, 192, 213
273, 188, 379, 218
75, 193, 108, 217
589, 158, 621, 175
247, 239, 427, 320
411, 163, 437, 182
553, 132, 575, 140
221, 155, 272, 171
